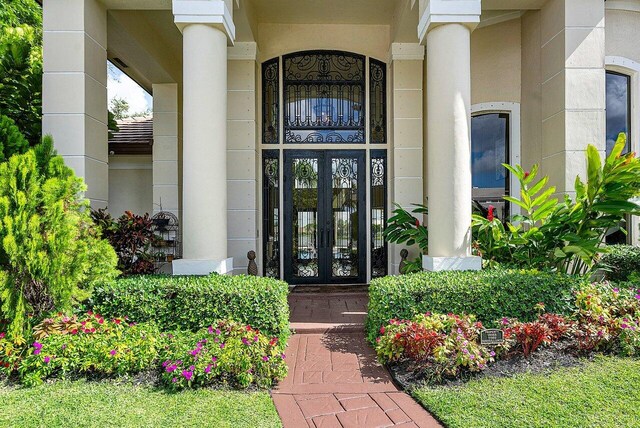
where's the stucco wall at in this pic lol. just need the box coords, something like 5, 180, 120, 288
108, 155, 153, 217
521, 11, 543, 171
257, 23, 391, 62
606, 9, 640, 62
471, 18, 522, 105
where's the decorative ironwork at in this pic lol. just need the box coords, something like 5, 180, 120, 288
371, 151, 388, 278
330, 157, 359, 278
262, 151, 280, 278
370, 59, 387, 144
262, 58, 279, 144
291, 156, 320, 279
150, 211, 181, 271
283, 51, 366, 143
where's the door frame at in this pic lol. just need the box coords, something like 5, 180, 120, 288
283, 149, 367, 285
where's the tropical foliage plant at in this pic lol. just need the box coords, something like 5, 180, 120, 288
91, 209, 157, 275
472, 133, 640, 274
0, 138, 118, 339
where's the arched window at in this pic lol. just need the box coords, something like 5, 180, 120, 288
470, 103, 521, 222
262, 51, 387, 145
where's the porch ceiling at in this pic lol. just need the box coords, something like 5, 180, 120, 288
107, 9, 182, 93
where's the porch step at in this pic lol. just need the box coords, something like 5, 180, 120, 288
288, 292, 368, 334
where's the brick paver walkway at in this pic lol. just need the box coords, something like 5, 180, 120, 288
272, 293, 442, 428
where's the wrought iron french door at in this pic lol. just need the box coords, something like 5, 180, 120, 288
284, 150, 366, 285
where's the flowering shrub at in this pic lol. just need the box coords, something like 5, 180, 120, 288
376, 313, 494, 382
16, 312, 162, 386
574, 283, 640, 356
159, 320, 287, 389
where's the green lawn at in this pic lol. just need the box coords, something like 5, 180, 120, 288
414, 356, 640, 428
0, 379, 281, 428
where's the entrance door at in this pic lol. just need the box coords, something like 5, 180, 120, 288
284, 150, 366, 285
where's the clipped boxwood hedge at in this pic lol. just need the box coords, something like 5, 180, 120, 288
598, 245, 640, 282
92, 274, 290, 342
366, 269, 585, 343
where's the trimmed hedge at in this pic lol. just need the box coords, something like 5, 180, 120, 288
599, 245, 640, 282
366, 269, 585, 343
92, 274, 290, 342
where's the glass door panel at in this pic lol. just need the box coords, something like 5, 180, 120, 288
329, 157, 360, 280
289, 156, 320, 280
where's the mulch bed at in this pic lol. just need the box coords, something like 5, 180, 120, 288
388, 341, 595, 391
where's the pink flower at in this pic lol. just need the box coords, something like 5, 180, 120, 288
162, 360, 170, 367
211, 356, 218, 363
182, 370, 193, 381
215, 329, 221, 335
280, 353, 286, 359
501, 317, 509, 326
489, 351, 496, 357
208, 326, 214, 334
220, 343, 225, 349
524, 171, 530, 179
254, 336, 259, 342
241, 338, 249, 345
205, 364, 212, 374
613, 288, 620, 293
110, 349, 117, 356
0, 332, 5, 339
262, 356, 269, 362
166, 365, 177, 373
172, 377, 177, 383
43, 356, 51, 364
379, 326, 386, 334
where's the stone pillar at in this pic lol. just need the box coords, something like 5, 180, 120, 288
172, 0, 235, 275
389, 43, 424, 275
152, 83, 180, 220
42, 0, 108, 208
539, 0, 606, 196
419, 0, 482, 271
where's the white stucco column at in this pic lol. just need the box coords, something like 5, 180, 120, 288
419, 0, 482, 271
172, 0, 235, 275
42, 0, 108, 208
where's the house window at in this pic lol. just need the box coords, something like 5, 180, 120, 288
262, 59, 279, 144
370, 59, 387, 144
606, 71, 632, 155
471, 113, 510, 221
282, 51, 366, 143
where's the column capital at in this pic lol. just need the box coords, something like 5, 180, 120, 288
417, 0, 481, 43
172, 0, 235, 43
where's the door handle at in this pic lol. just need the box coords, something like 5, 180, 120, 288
319, 227, 324, 248
325, 229, 331, 249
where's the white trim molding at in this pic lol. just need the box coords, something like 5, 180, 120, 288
172, 0, 235, 42
389, 43, 425, 62
418, 0, 481, 43
471, 102, 522, 216
605, 0, 640, 13
605, 56, 640, 246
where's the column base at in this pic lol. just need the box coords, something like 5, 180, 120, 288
422, 255, 482, 272
172, 257, 234, 275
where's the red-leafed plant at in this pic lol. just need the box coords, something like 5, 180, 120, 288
538, 313, 574, 341
504, 321, 551, 357
91, 209, 157, 275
